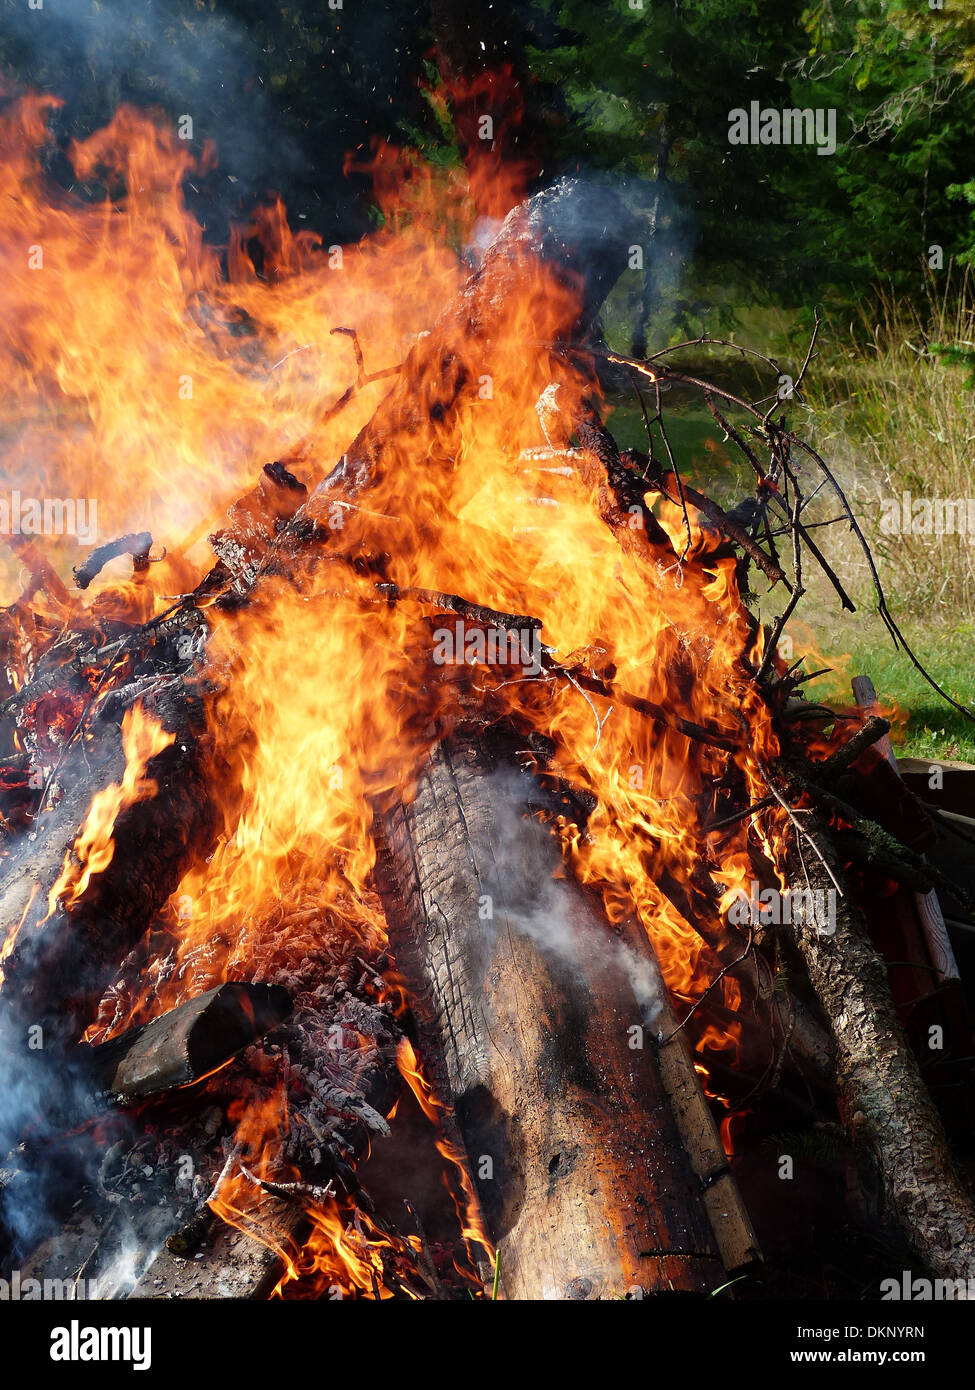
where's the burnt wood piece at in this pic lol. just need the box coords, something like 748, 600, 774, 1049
82, 984, 293, 1100
375, 728, 729, 1299
10, 1126, 308, 1300
10, 975, 401, 1298
0, 692, 216, 1050
571, 407, 672, 549
126, 1192, 303, 1299
208, 462, 309, 597
73, 533, 153, 590
625, 919, 762, 1273
2, 534, 71, 608
128, 924, 404, 1298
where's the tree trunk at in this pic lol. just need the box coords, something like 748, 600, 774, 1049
785, 813, 975, 1280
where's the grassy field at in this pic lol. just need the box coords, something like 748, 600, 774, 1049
801, 273, 975, 760
786, 605, 975, 763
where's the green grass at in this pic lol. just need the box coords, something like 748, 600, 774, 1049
606, 399, 975, 759
798, 270, 975, 760
794, 611, 975, 763
804, 271, 975, 620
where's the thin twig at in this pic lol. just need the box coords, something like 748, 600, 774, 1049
755, 493, 805, 683
662, 928, 755, 1041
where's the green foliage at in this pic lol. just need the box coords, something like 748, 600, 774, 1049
522, 0, 975, 319
795, 0, 975, 289
885, 0, 975, 85
527, 0, 816, 309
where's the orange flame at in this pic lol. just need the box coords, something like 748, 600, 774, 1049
396, 1037, 495, 1269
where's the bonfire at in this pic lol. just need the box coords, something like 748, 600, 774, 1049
1, 90, 973, 1302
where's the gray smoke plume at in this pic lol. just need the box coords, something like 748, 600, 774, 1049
0, 0, 304, 201
478, 768, 663, 1031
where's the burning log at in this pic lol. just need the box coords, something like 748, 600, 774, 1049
127, 1189, 302, 1299
303, 178, 639, 515
4, 95, 973, 1303
627, 924, 762, 1274
2, 534, 72, 610
376, 725, 754, 1299
0, 692, 216, 1049
73, 533, 155, 590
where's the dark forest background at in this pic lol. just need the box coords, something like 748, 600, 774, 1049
1, 0, 973, 316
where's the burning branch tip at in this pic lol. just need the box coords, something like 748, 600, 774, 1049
236, 1160, 336, 1208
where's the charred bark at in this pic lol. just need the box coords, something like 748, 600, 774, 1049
83, 983, 293, 1101
0, 689, 216, 1048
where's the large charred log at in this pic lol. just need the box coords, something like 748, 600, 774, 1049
374, 724, 750, 1299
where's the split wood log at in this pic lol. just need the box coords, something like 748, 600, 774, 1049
620, 918, 762, 1273
82, 983, 293, 1101
127, 1191, 302, 1299
375, 725, 750, 1299
783, 812, 975, 1281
